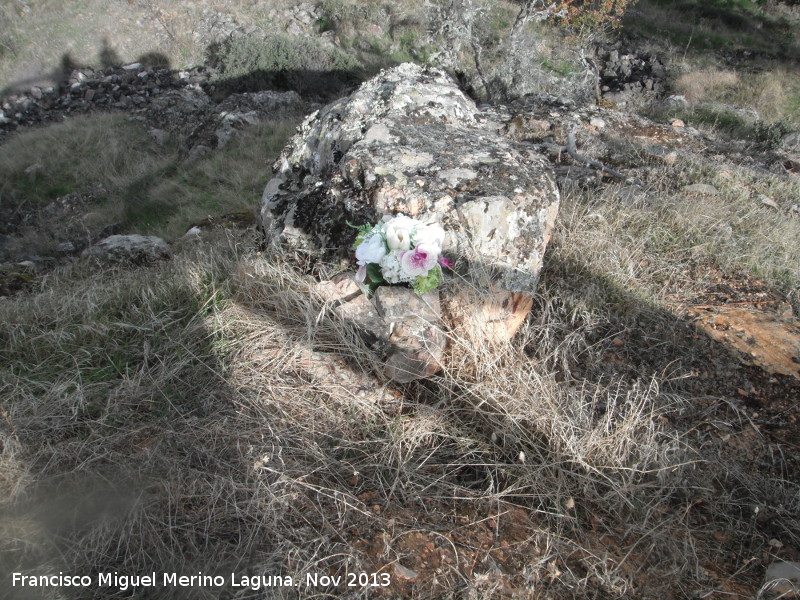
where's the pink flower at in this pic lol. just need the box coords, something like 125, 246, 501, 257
399, 244, 438, 277
438, 256, 453, 269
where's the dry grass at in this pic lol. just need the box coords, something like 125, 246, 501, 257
2, 108, 799, 597
1, 2, 799, 596
0, 0, 293, 91
0, 113, 170, 211
674, 68, 740, 104
672, 65, 800, 124
0, 225, 700, 598
8, 206, 792, 597
0, 113, 299, 261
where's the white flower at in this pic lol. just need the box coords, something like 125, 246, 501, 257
384, 214, 417, 251
413, 223, 445, 253
380, 251, 414, 283
355, 233, 387, 265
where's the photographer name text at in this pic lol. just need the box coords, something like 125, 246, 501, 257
12, 571, 391, 591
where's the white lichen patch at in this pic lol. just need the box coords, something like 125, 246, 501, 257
437, 168, 478, 187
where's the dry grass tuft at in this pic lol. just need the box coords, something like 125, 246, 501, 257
675, 68, 740, 104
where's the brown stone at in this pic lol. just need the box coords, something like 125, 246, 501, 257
338, 294, 388, 349
384, 319, 448, 383
314, 271, 362, 304
444, 285, 533, 346
374, 287, 446, 383
323, 283, 447, 383
374, 287, 440, 323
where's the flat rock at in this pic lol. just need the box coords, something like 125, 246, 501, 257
82, 234, 171, 263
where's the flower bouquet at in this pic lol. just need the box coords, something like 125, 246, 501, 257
352, 214, 452, 295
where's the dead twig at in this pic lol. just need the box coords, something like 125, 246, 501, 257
530, 127, 646, 187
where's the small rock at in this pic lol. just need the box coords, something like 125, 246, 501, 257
764, 562, 800, 597
759, 195, 780, 210
215, 128, 233, 148
315, 272, 361, 304
393, 563, 419, 581
683, 183, 720, 196
589, 117, 606, 129
184, 226, 202, 237
664, 95, 688, 106
122, 63, 142, 71
375, 286, 440, 324
30, 86, 42, 100
781, 131, 800, 150
55, 242, 75, 254
375, 287, 446, 383
186, 144, 212, 163
24, 163, 43, 179
671, 119, 685, 128
334, 291, 388, 352
149, 129, 169, 146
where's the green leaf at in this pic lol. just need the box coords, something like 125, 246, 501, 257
412, 266, 441, 294
365, 263, 385, 284
347, 221, 375, 249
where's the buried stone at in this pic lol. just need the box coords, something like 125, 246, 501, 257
263, 64, 560, 379
315, 274, 446, 383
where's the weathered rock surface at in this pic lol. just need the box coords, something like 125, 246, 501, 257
260, 63, 560, 296
82, 234, 171, 263
375, 287, 446, 383
315, 274, 446, 383
599, 45, 669, 108
443, 285, 533, 346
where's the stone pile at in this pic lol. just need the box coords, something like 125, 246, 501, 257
0, 63, 307, 150
599, 46, 668, 108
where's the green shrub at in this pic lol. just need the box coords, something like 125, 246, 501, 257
753, 119, 793, 149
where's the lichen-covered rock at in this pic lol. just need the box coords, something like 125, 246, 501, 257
260, 63, 560, 295
82, 234, 171, 263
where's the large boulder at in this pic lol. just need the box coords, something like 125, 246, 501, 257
259, 63, 559, 296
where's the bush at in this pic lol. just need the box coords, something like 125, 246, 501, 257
753, 119, 794, 149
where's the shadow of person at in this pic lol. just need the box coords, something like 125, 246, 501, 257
99, 36, 121, 69
57, 52, 79, 83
